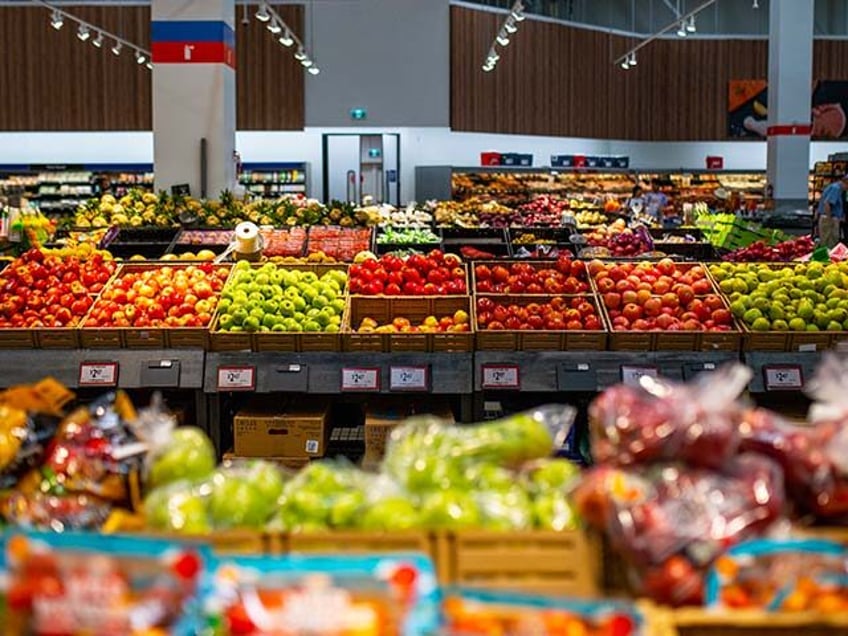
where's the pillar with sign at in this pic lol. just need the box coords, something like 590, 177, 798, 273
151, 0, 236, 198
765, 0, 814, 213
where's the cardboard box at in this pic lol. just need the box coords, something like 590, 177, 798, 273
363, 398, 454, 468
234, 400, 330, 459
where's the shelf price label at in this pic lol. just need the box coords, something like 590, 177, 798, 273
389, 366, 429, 392
79, 362, 119, 387
481, 365, 520, 390
764, 365, 803, 391
217, 366, 256, 391
341, 367, 380, 392
620, 365, 659, 387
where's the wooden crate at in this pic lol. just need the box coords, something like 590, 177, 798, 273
344, 296, 473, 353
35, 327, 80, 349
667, 608, 848, 636
80, 327, 125, 348
474, 294, 607, 351
442, 530, 600, 597
471, 259, 591, 295
0, 329, 37, 349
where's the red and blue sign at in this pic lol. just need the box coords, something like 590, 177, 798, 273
151, 21, 235, 68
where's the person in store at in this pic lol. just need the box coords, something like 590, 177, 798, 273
625, 185, 645, 215
644, 180, 669, 222
815, 173, 848, 249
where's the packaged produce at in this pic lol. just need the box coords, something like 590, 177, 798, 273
143, 458, 286, 533
707, 539, 848, 612
443, 588, 641, 636
739, 354, 848, 519
307, 226, 372, 260
4, 531, 206, 634
204, 553, 440, 636
572, 455, 785, 605
589, 363, 751, 469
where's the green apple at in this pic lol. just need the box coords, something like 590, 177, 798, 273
421, 491, 481, 529
360, 497, 420, 530
243, 316, 261, 331
279, 300, 295, 317
533, 494, 579, 531
262, 314, 280, 329
209, 473, 272, 529
148, 427, 216, 489
303, 320, 322, 332
330, 490, 367, 528
789, 317, 807, 331
230, 308, 248, 326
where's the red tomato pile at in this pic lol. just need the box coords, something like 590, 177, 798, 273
349, 250, 467, 295
477, 296, 602, 331
84, 264, 229, 328
0, 249, 116, 328
591, 259, 733, 332
475, 256, 589, 294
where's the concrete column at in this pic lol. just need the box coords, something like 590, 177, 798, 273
766, 0, 814, 213
151, 0, 236, 198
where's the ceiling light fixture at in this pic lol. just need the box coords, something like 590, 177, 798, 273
301, 58, 313, 68
76, 24, 90, 41
278, 30, 294, 47
629, 51, 637, 67
496, 30, 510, 46
111, 41, 122, 56
50, 10, 63, 30
686, 15, 697, 32
146, 62, 153, 70
294, 47, 307, 61
92, 32, 103, 47
481, 1, 524, 73
267, 19, 282, 34
255, 3, 271, 22
620, 57, 630, 70
504, 19, 518, 34
676, 21, 687, 37
511, 2, 526, 22
135, 50, 146, 65
308, 66, 320, 75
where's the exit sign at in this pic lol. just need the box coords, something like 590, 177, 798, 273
350, 108, 367, 121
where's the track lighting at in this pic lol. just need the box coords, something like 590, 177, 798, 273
50, 10, 63, 30
752, 0, 759, 7
92, 32, 103, 48
686, 15, 696, 32
76, 25, 90, 41
620, 58, 630, 70
111, 41, 122, 56
504, 19, 518, 34
308, 66, 320, 75
255, 3, 271, 22
511, 2, 526, 21
676, 21, 687, 37
301, 58, 313, 68
482, 61, 495, 72
278, 30, 294, 47
629, 52, 637, 66
267, 19, 282, 34
294, 47, 307, 61
496, 31, 510, 46
146, 62, 153, 70
135, 50, 146, 65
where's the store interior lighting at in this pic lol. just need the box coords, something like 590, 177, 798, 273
480, 0, 524, 73
256, 3, 320, 76
35, 0, 150, 70
613, 0, 717, 70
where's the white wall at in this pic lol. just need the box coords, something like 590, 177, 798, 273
0, 129, 844, 202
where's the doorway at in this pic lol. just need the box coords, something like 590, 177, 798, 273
322, 133, 400, 205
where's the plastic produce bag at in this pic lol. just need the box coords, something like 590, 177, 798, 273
383, 406, 576, 492
589, 364, 752, 468
706, 538, 848, 612
521, 459, 582, 531
443, 588, 641, 636
572, 454, 785, 606
2, 491, 113, 531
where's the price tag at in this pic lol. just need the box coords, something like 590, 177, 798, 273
78, 362, 118, 387
389, 366, 428, 392
763, 365, 803, 391
217, 366, 256, 391
481, 365, 520, 390
620, 365, 659, 387
341, 367, 380, 392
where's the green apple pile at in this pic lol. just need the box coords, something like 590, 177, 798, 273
710, 262, 848, 332
216, 260, 347, 333
144, 458, 286, 533
268, 408, 581, 533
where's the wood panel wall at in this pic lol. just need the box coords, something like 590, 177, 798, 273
451, 5, 848, 141
0, 5, 304, 131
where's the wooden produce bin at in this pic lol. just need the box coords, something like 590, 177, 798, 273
441, 530, 600, 597
662, 608, 848, 636
344, 295, 473, 353
474, 294, 608, 351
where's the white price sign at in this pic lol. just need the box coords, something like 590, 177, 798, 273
217, 366, 256, 391
341, 367, 380, 392
620, 365, 659, 387
389, 366, 428, 392
764, 366, 803, 391
79, 362, 119, 387
481, 365, 520, 389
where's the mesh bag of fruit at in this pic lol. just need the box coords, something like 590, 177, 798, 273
739, 354, 848, 520
589, 363, 752, 469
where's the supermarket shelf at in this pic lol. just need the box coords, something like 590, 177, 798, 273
474, 350, 739, 393
0, 348, 205, 390
204, 351, 474, 395
744, 351, 824, 393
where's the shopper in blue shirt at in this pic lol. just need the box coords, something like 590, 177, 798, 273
817, 174, 848, 248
